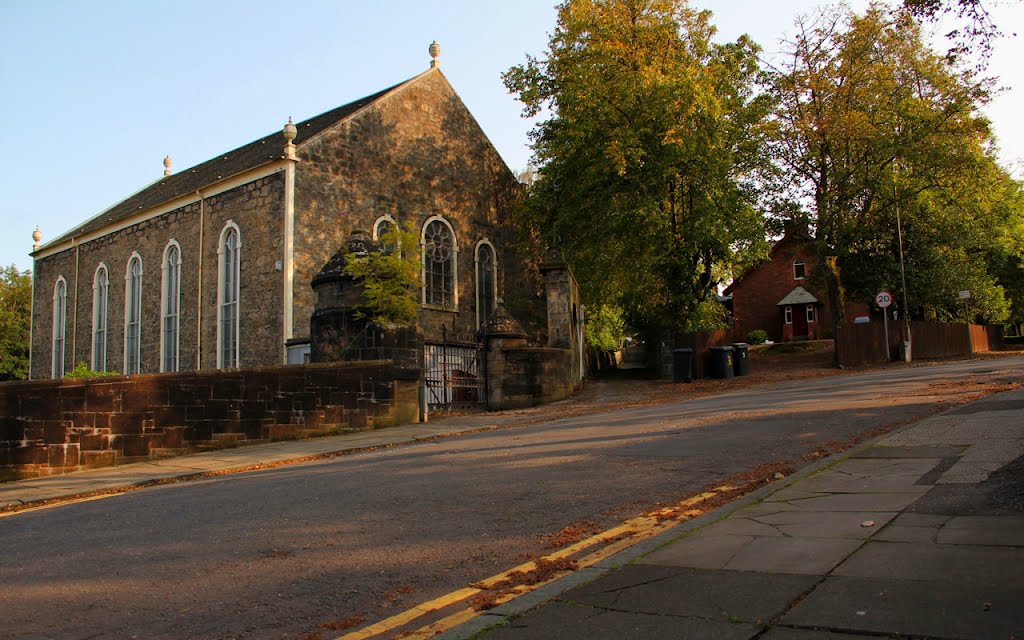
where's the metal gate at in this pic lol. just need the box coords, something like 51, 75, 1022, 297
423, 342, 485, 411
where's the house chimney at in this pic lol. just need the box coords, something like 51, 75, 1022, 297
429, 41, 441, 68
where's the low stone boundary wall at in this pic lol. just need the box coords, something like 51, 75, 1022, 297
0, 361, 420, 478
488, 345, 576, 410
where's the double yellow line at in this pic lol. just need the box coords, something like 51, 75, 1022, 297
337, 486, 737, 640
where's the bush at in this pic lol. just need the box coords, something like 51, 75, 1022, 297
746, 329, 769, 344
66, 362, 120, 378
586, 304, 627, 351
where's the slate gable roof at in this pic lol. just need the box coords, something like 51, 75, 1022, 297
43, 79, 413, 249
722, 229, 812, 296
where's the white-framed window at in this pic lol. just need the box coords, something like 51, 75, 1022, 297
793, 260, 806, 280
372, 214, 397, 241
217, 222, 241, 369
806, 304, 816, 323
124, 253, 143, 375
161, 240, 181, 372
421, 216, 457, 308
784, 305, 793, 325
52, 277, 67, 378
373, 214, 400, 253
92, 264, 108, 372
475, 239, 497, 328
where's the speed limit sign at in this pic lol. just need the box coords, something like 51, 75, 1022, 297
876, 290, 893, 308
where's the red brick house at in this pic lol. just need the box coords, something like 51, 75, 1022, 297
724, 230, 867, 342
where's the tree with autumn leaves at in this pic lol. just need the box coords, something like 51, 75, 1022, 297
504, 0, 772, 340
766, 4, 1022, 338
506, 0, 1024, 349
0, 265, 31, 381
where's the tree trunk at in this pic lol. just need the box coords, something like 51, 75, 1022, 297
819, 253, 845, 368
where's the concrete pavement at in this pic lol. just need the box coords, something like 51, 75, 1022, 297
450, 385, 1024, 640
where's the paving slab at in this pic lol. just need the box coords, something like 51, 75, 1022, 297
748, 510, 897, 539
960, 438, 1024, 463
722, 536, 864, 575
781, 575, 1024, 640
936, 515, 1024, 546
701, 516, 786, 537
561, 565, 818, 623
482, 601, 760, 640
889, 512, 952, 527
771, 491, 927, 512
938, 459, 1009, 484
871, 524, 938, 543
834, 540, 1024, 586
771, 458, 942, 497
638, 533, 755, 570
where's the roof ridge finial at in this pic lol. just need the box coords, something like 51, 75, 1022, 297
429, 40, 441, 68
32, 225, 42, 251
163, 155, 172, 176
283, 116, 298, 160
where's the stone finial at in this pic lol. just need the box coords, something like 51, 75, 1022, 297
163, 155, 172, 176
283, 116, 297, 159
32, 226, 42, 251
429, 40, 441, 68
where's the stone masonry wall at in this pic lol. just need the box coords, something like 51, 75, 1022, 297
292, 69, 527, 345
1, 360, 419, 478
31, 173, 286, 378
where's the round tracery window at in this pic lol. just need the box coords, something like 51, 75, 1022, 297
425, 220, 452, 262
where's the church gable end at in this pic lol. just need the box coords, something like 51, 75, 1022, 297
291, 68, 520, 345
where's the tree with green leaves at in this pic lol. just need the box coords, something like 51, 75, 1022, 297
343, 222, 423, 326
766, 4, 1003, 361
504, 0, 771, 339
840, 151, 1023, 324
0, 265, 32, 381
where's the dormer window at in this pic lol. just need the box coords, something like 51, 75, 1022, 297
793, 260, 806, 280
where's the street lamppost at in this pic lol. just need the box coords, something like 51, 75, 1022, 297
895, 170, 912, 362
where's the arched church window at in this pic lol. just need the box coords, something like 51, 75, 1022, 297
161, 241, 181, 372
124, 254, 143, 374
92, 265, 108, 371
218, 223, 241, 369
475, 240, 496, 328
52, 277, 67, 378
422, 217, 457, 308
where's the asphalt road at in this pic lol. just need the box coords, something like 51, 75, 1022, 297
3, 357, 1022, 640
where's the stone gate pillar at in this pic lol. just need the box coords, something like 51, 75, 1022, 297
540, 246, 584, 382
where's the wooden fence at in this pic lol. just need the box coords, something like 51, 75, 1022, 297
837, 321, 1003, 367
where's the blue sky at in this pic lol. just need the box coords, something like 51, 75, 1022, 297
1, 0, 1021, 272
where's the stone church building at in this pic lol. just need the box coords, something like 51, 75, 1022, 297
29, 45, 532, 379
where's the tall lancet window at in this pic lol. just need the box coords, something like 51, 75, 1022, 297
218, 223, 241, 369
475, 240, 497, 328
52, 277, 67, 378
92, 265, 108, 371
161, 242, 181, 372
124, 254, 143, 374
